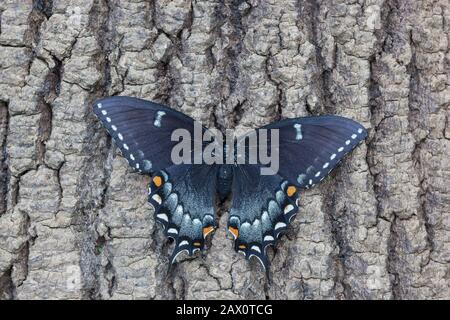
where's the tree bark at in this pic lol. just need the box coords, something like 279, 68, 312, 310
0, 0, 448, 299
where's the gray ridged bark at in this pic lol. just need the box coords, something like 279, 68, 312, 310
0, 0, 448, 299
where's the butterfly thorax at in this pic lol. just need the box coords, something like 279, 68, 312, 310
217, 164, 233, 202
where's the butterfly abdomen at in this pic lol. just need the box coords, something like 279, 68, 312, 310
217, 165, 233, 202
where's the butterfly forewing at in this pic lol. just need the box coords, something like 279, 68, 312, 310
93, 96, 201, 174
262, 116, 367, 189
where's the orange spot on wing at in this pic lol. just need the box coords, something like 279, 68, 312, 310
286, 186, 297, 197
238, 244, 246, 249
202, 226, 214, 238
193, 242, 201, 247
153, 176, 162, 187
228, 226, 239, 239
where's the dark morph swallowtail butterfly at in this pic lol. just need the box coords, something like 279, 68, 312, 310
93, 96, 367, 272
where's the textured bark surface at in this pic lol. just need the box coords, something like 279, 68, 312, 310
0, 0, 449, 300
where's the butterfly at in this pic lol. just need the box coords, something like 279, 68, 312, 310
93, 96, 367, 272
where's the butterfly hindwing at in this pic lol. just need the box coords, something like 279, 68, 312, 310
227, 165, 299, 270
93, 96, 201, 174
148, 164, 218, 263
